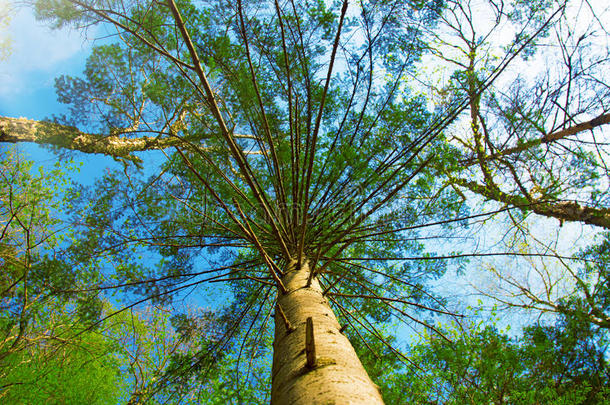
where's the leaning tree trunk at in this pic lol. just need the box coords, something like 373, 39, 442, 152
0, 116, 174, 164
271, 260, 384, 404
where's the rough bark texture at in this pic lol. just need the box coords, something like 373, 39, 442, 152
454, 177, 610, 229
0, 116, 261, 165
271, 260, 384, 405
0, 116, 178, 164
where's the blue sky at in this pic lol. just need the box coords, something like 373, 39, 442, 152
0, 4, 93, 120
0, 4, 119, 178
0, 4, 233, 315
0, 4, 138, 185
0, 1, 591, 339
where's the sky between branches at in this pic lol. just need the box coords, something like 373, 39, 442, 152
1, 0, 607, 337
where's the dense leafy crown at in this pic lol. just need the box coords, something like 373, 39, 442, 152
3, 0, 610, 401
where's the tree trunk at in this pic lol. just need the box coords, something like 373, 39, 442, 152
0, 116, 172, 164
451, 177, 610, 229
0, 116, 260, 165
271, 260, 384, 404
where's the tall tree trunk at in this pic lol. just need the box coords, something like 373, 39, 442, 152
271, 260, 384, 404
0, 116, 259, 166
0, 116, 169, 164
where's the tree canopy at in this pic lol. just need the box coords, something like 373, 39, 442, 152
1, 0, 609, 403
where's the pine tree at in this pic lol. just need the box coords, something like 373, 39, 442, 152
2, 0, 609, 402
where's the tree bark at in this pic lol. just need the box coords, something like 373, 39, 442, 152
271, 259, 384, 405
452, 177, 610, 229
0, 116, 182, 165
459, 112, 610, 167
0, 116, 262, 166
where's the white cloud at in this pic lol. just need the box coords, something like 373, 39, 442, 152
0, 4, 92, 98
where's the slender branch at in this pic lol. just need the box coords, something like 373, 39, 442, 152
167, 0, 292, 259
452, 176, 610, 229
459, 113, 610, 167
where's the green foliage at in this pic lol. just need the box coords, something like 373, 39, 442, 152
0, 149, 260, 404
0, 147, 85, 345
0, 149, 121, 402
393, 313, 610, 404
13, 0, 610, 402
1, 304, 126, 404
573, 232, 610, 327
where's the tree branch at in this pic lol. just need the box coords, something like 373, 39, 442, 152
460, 112, 610, 167
452, 176, 610, 229
0, 116, 261, 165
